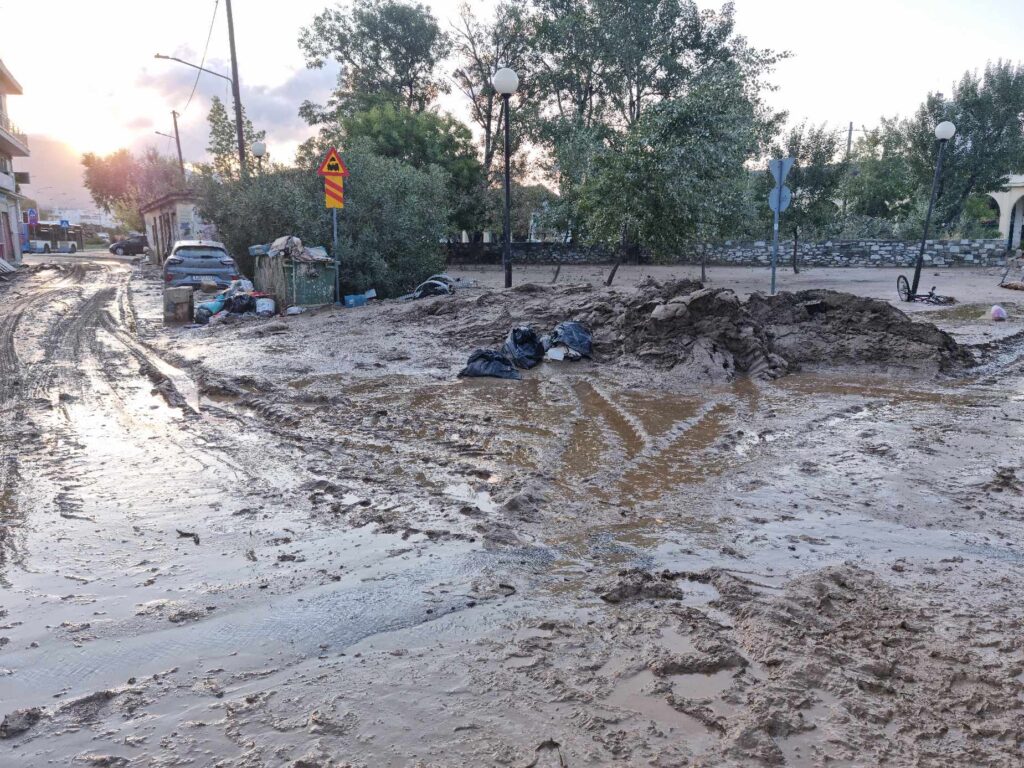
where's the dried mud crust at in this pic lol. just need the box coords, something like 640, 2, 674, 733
396, 280, 972, 382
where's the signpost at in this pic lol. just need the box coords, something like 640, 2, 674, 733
767, 157, 795, 295
317, 148, 349, 303
27, 208, 38, 227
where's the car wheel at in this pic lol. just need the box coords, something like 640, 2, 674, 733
43, 245, 50, 254
69, 245, 77, 254
116, 247, 125, 256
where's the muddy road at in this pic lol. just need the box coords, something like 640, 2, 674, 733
2, 260, 1024, 767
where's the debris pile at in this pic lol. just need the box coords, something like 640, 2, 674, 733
426, 280, 972, 381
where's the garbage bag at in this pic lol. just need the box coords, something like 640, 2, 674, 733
255, 298, 275, 317
226, 294, 256, 314
415, 280, 454, 298
458, 349, 521, 380
195, 296, 227, 324
992, 304, 1008, 321
548, 321, 593, 358
502, 325, 545, 369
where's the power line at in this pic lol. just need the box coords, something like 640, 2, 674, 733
182, 0, 220, 115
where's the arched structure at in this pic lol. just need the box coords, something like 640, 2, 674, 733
989, 174, 1024, 250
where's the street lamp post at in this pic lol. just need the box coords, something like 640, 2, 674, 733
910, 120, 956, 297
252, 141, 267, 173
492, 67, 519, 289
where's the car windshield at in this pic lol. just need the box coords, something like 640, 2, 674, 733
174, 247, 228, 260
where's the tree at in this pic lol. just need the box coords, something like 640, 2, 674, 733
81, 148, 185, 231
903, 60, 1024, 233
298, 0, 448, 124
531, 0, 784, 245
762, 122, 847, 244
297, 103, 484, 234
450, 2, 536, 179
206, 95, 266, 181
578, 66, 762, 261
844, 119, 917, 221
196, 144, 450, 297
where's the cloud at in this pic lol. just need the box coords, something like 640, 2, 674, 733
134, 58, 339, 164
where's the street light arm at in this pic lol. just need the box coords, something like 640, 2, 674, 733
154, 54, 233, 84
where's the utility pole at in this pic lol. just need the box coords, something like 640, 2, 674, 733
841, 121, 853, 217
224, 0, 247, 178
171, 111, 185, 178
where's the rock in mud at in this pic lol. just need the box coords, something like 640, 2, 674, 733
0, 706, 43, 738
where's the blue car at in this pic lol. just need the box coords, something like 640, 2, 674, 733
162, 240, 240, 289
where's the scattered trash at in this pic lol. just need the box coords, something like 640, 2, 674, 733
194, 279, 272, 325
1000, 281, 1024, 291
458, 349, 521, 380
544, 323, 593, 362
285, 306, 306, 316
255, 297, 276, 317
344, 289, 378, 308
991, 305, 1008, 321
252, 235, 338, 308
545, 346, 567, 361
402, 273, 463, 301
0, 258, 17, 275
502, 325, 545, 369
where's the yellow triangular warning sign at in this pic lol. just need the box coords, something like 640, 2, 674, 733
317, 148, 349, 177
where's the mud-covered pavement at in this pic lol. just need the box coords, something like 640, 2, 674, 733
2, 259, 1024, 767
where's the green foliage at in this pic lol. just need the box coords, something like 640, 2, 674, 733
578, 67, 761, 259
844, 119, 917, 221
530, 0, 785, 246
81, 148, 185, 231
297, 103, 483, 234
846, 61, 1024, 238
206, 96, 266, 181
904, 61, 1024, 232
760, 122, 847, 240
298, 0, 448, 123
195, 145, 450, 298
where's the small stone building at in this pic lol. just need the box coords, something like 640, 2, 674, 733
140, 192, 215, 265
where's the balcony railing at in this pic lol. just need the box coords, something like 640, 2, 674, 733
0, 112, 28, 146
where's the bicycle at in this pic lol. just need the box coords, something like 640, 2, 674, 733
896, 275, 955, 305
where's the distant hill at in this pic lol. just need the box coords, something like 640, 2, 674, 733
17, 135, 95, 209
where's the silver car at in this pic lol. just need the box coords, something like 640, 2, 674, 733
162, 240, 240, 288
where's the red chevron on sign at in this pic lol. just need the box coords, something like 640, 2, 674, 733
317, 148, 349, 178
324, 176, 345, 209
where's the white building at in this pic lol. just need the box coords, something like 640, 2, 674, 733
0, 58, 29, 265
140, 192, 215, 264
989, 175, 1024, 250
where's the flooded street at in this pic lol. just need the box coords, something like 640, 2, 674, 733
2, 259, 1024, 766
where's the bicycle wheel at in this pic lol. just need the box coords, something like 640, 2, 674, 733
896, 275, 911, 302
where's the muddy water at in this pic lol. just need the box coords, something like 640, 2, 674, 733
3, 263, 1024, 766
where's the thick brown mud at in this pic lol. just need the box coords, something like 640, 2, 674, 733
1, 264, 1023, 766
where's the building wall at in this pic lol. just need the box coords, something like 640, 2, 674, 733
144, 200, 216, 264
446, 239, 1015, 268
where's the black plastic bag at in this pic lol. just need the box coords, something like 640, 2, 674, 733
226, 294, 256, 314
502, 325, 545, 369
548, 321, 593, 358
458, 349, 521, 380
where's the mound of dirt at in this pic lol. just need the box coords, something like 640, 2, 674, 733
746, 289, 973, 372
400, 280, 970, 381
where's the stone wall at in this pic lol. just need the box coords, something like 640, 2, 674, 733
445, 239, 1014, 267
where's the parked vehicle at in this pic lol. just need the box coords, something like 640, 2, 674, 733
109, 235, 148, 256
162, 240, 240, 289
24, 222, 84, 254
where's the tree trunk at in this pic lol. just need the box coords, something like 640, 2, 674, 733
701, 250, 707, 283
791, 229, 800, 274
552, 264, 561, 283
605, 223, 627, 287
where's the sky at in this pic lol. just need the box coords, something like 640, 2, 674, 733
2, 0, 1022, 209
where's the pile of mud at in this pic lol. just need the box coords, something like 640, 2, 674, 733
401, 279, 971, 381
